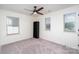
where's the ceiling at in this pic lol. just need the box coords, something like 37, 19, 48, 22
0, 4, 77, 15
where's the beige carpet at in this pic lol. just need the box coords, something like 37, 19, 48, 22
1, 38, 79, 54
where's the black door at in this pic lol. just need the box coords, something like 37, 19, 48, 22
33, 21, 39, 38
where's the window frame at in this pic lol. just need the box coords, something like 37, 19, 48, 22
64, 12, 76, 32
6, 16, 20, 35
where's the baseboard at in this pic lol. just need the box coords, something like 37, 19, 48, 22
40, 38, 79, 51
1, 37, 33, 46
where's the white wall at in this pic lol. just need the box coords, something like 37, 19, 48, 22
0, 12, 1, 44
0, 9, 33, 45
39, 5, 79, 49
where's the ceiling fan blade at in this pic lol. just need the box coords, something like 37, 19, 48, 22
24, 8, 33, 12
37, 11, 43, 15
37, 7, 44, 11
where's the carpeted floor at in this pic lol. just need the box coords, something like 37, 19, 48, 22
1, 38, 79, 54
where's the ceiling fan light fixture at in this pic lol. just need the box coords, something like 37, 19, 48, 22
33, 12, 37, 15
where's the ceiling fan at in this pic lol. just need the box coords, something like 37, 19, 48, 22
24, 6, 44, 15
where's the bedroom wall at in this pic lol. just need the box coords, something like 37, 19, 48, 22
0, 9, 33, 45
39, 5, 79, 49
0, 18, 1, 52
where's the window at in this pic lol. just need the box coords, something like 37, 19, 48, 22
45, 17, 51, 31
64, 13, 76, 32
7, 16, 19, 35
